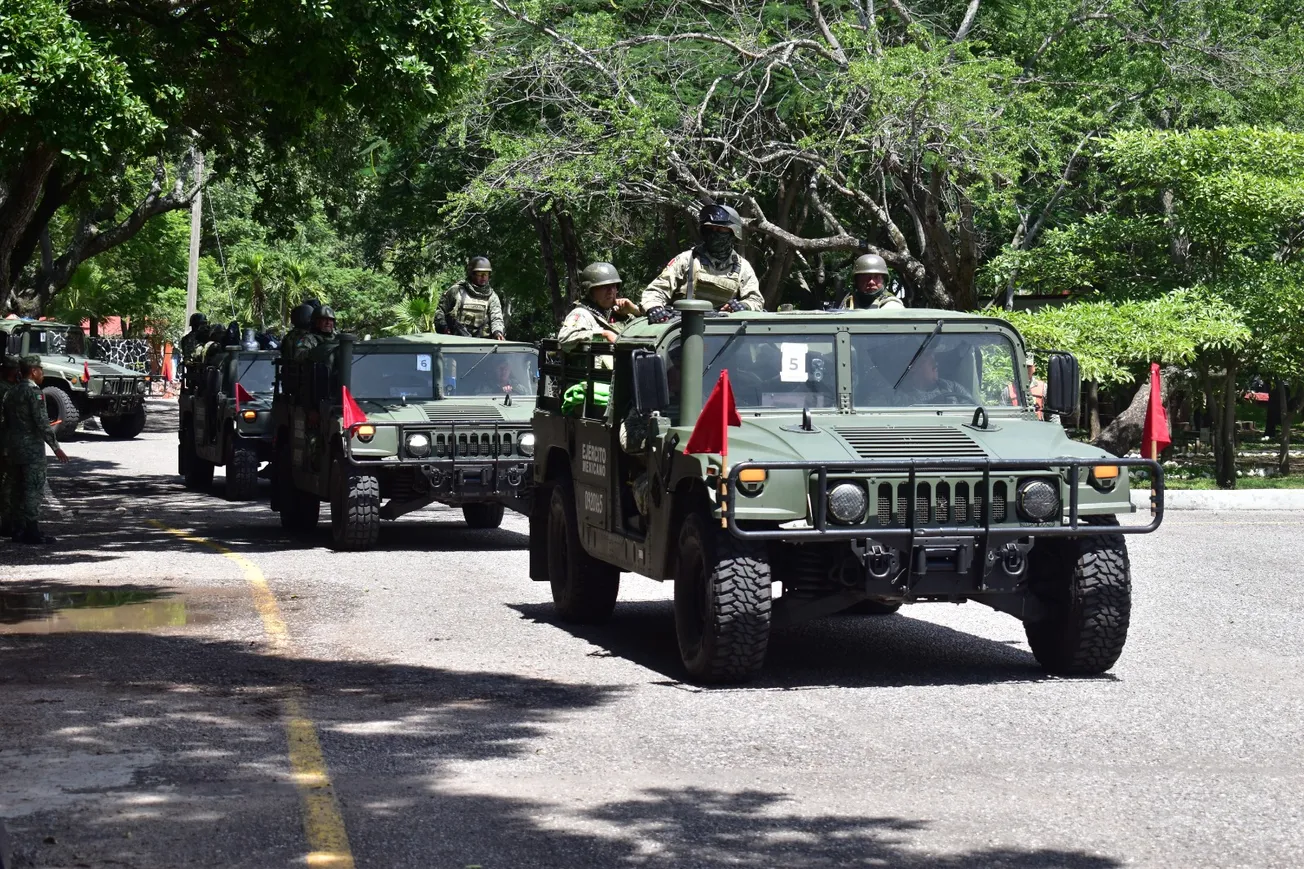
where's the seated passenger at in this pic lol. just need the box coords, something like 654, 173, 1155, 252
557, 262, 639, 370
893, 348, 976, 406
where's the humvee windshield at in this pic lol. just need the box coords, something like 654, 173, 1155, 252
15, 326, 69, 356
443, 349, 537, 397
352, 352, 437, 400
686, 330, 1025, 411
235, 357, 276, 394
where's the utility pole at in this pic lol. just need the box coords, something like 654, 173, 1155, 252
185, 149, 204, 324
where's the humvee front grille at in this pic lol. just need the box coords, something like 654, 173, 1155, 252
834, 426, 985, 459
874, 480, 1006, 526
432, 431, 518, 458
423, 405, 504, 423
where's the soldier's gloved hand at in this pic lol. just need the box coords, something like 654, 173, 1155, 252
721, 298, 746, 313
492, 331, 505, 341
646, 306, 670, 324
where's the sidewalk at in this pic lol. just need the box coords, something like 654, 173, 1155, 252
1132, 488, 1304, 511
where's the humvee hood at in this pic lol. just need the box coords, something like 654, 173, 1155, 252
718, 414, 1109, 465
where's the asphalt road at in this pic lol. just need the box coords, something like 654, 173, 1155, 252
2, 398, 1301, 868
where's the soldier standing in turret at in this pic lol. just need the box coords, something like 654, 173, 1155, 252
437, 257, 506, 339
640, 204, 765, 322
294, 305, 338, 361
839, 254, 904, 310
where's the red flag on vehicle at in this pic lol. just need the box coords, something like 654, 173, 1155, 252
234, 382, 254, 412
1141, 362, 1171, 459
683, 369, 742, 457
341, 385, 367, 429
82, 361, 90, 384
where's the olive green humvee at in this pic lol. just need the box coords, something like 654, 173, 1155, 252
270, 333, 537, 550
178, 347, 277, 499
0, 319, 148, 439
530, 301, 1164, 683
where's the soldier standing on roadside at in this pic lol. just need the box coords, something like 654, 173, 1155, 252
437, 257, 506, 339
2, 355, 68, 544
838, 254, 904, 310
640, 204, 765, 322
0, 355, 21, 536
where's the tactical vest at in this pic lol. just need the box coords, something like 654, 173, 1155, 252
840, 291, 897, 310
690, 252, 743, 307
452, 283, 493, 337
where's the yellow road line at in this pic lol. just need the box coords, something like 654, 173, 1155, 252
150, 521, 355, 868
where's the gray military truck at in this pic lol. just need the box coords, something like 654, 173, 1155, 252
0, 319, 148, 439
178, 347, 277, 499
271, 333, 538, 550
530, 302, 1164, 683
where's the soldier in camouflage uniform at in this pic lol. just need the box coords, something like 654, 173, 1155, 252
0, 355, 20, 536
436, 257, 506, 339
282, 301, 318, 360
179, 313, 208, 363
3, 355, 68, 544
557, 263, 639, 366
838, 253, 904, 310
294, 304, 338, 361
641, 204, 764, 321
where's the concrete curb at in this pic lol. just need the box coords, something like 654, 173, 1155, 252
1132, 489, 1304, 511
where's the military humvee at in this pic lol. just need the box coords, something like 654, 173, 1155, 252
531, 301, 1164, 683
0, 319, 148, 439
270, 333, 537, 550
178, 347, 277, 499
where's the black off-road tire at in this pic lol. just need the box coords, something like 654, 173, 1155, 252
330, 458, 379, 550
674, 511, 772, 683
277, 442, 319, 533
101, 406, 146, 439
843, 599, 903, 616
547, 478, 619, 623
1024, 516, 1131, 676
462, 502, 506, 529
226, 441, 260, 501
182, 425, 215, 490
42, 385, 80, 440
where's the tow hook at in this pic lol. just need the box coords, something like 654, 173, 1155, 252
998, 541, 1032, 577
867, 545, 895, 580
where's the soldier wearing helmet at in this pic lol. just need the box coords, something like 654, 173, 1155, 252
295, 304, 338, 360
437, 256, 506, 339
282, 299, 319, 360
180, 312, 208, 362
839, 253, 903, 310
640, 203, 764, 323
558, 263, 640, 365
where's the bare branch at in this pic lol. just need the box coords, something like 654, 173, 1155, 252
954, 0, 981, 42
806, 0, 847, 64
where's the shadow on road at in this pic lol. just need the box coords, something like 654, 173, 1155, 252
2, 628, 1117, 869
511, 600, 1048, 690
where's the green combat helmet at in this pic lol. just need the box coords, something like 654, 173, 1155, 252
467, 256, 492, 277
581, 262, 623, 291
854, 253, 890, 276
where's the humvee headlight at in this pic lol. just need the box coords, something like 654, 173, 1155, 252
1089, 465, 1119, 492
827, 482, 868, 524
406, 432, 432, 458
1016, 478, 1060, 523
355, 424, 376, 443
519, 432, 536, 457
241, 410, 257, 422
136, 380, 147, 393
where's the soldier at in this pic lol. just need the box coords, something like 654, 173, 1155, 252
839, 254, 904, 310
641, 204, 764, 322
282, 301, 317, 359
294, 304, 337, 360
2, 355, 68, 544
558, 263, 640, 350
0, 355, 20, 536
892, 347, 975, 406
179, 313, 208, 360
436, 257, 505, 339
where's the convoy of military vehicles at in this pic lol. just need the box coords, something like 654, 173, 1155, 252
165, 307, 1163, 684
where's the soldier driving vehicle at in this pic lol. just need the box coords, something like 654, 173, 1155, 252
178, 334, 278, 500
838, 253, 904, 310
270, 330, 537, 550
641, 204, 764, 322
437, 256, 506, 339
531, 302, 1163, 683
0, 319, 149, 440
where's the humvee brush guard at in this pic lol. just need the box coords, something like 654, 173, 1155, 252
178, 348, 277, 499
531, 301, 1164, 683
0, 319, 148, 439
271, 333, 536, 550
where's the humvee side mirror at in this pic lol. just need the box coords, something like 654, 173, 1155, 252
1045, 351, 1080, 417
632, 350, 670, 415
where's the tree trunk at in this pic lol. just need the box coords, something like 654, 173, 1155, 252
1094, 372, 1170, 457
1214, 354, 1239, 489
1266, 380, 1283, 439
1087, 380, 1101, 440
1280, 383, 1303, 477
556, 209, 584, 304
530, 206, 565, 324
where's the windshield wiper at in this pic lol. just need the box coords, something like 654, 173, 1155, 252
453, 344, 498, 383
704, 322, 747, 373
892, 320, 945, 390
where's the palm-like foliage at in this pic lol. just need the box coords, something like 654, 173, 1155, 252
232, 251, 278, 329
390, 284, 441, 334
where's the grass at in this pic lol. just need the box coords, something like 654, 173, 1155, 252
1163, 474, 1304, 490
